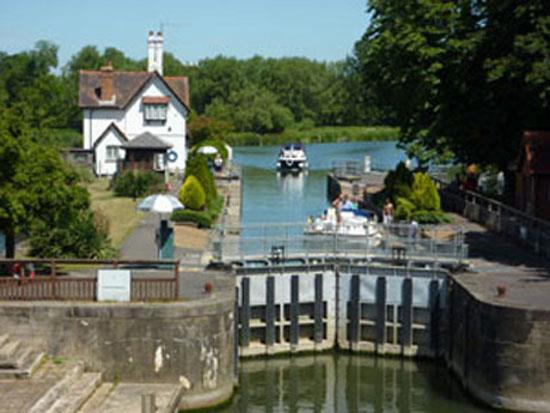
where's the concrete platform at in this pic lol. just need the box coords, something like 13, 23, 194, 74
80, 382, 182, 413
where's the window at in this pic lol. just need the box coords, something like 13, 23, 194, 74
144, 104, 167, 121
154, 153, 165, 171
106, 145, 119, 161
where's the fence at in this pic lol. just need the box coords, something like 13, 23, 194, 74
213, 222, 467, 267
436, 181, 550, 258
0, 259, 179, 301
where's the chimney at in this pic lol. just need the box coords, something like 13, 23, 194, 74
99, 61, 115, 103
147, 31, 164, 75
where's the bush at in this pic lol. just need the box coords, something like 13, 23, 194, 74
112, 171, 163, 198
29, 209, 115, 258
171, 210, 213, 228
185, 154, 217, 204
179, 175, 206, 210
410, 173, 441, 211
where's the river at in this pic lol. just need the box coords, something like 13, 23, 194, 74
229, 142, 491, 412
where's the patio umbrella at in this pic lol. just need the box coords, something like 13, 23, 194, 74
197, 145, 218, 155
138, 194, 184, 214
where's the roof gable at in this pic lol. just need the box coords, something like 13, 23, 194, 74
93, 123, 129, 149
79, 70, 189, 111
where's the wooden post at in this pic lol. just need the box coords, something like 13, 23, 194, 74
51, 260, 57, 300
174, 261, 180, 299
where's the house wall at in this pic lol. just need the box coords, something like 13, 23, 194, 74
83, 76, 188, 174
95, 129, 127, 176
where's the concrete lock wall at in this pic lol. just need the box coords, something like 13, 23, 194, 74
0, 293, 235, 410
446, 278, 550, 412
235, 266, 447, 358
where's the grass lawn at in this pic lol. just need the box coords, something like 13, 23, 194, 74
87, 178, 144, 250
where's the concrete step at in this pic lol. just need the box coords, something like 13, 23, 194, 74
46, 372, 102, 413
0, 351, 45, 379
28, 362, 84, 413
0, 339, 22, 366
0, 333, 10, 348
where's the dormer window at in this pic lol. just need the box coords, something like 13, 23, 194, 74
142, 96, 170, 122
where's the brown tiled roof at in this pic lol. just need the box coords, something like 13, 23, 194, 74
142, 96, 171, 104
79, 70, 189, 110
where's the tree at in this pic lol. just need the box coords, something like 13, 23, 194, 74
178, 176, 206, 211
0, 124, 112, 258
354, 0, 550, 191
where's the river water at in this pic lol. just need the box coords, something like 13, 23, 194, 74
234, 141, 408, 228
229, 142, 490, 412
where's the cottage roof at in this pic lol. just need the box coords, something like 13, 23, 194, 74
121, 132, 172, 150
79, 70, 189, 110
93, 122, 129, 149
518, 131, 550, 175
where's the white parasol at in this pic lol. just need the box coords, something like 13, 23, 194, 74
197, 145, 218, 155
137, 194, 184, 214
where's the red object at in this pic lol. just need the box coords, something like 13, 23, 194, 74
497, 285, 507, 298
165, 182, 173, 192
204, 282, 213, 294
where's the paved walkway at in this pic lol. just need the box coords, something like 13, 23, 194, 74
451, 214, 550, 310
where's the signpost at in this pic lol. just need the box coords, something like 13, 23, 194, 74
97, 270, 131, 302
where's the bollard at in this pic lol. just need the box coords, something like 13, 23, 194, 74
141, 393, 156, 413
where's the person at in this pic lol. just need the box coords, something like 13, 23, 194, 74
214, 154, 223, 172
26, 262, 36, 282
342, 195, 354, 210
11, 261, 22, 285
383, 198, 394, 225
409, 220, 418, 241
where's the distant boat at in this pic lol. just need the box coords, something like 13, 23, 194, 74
276, 143, 308, 172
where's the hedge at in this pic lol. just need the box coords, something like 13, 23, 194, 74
179, 175, 206, 211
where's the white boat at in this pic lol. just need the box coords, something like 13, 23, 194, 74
276, 143, 308, 172
305, 208, 382, 245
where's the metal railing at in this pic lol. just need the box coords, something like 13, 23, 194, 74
0, 259, 180, 301
213, 222, 467, 265
435, 179, 550, 258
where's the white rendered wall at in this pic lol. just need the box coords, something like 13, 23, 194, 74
82, 76, 187, 172
94, 129, 126, 176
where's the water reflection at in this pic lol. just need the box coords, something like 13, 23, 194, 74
224, 354, 491, 413
277, 172, 307, 197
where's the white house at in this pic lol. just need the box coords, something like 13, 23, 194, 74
79, 31, 189, 176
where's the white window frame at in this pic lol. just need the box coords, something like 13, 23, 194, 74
144, 104, 167, 121
153, 153, 165, 171
106, 145, 119, 162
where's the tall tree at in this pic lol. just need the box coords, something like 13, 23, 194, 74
354, 0, 550, 177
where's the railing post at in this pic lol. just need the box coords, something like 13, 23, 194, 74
174, 261, 180, 299
51, 260, 57, 300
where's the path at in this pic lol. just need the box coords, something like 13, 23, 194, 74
450, 213, 550, 310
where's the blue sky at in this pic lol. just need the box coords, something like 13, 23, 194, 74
0, 0, 370, 67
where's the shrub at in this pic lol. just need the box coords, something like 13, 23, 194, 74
384, 161, 414, 199
112, 171, 163, 198
185, 154, 217, 204
179, 175, 206, 211
171, 210, 213, 228
410, 173, 441, 211
395, 197, 415, 221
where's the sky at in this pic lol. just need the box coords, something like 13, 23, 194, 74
0, 0, 370, 67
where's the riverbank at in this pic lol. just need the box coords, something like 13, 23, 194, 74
225, 125, 399, 146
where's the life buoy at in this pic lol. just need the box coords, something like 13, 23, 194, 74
167, 150, 178, 162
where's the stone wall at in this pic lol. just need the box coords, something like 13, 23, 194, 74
446, 277, 550, 412
0, 291, 235, 410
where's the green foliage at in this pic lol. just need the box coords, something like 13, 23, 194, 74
184, 154, 217, 204
179, 175, 206, 211
385, 164, 447, 224
112, 171, 163, 198
171, 209, 212, 228
171, 195, 224, 228
225, 126, 398, 146
410, 173, 441, 212
383, 162, 414, 199
0, 124, 113, 258
188, 115, 233, 146
206, 84, 294, 134
353, 0, 550, 175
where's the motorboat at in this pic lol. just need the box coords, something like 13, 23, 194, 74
305, 207, 382, 245
276, 143, 308, 172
